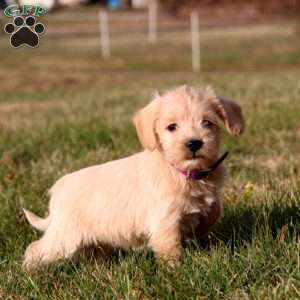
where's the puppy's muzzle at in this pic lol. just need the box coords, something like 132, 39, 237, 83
185, 139, 203, 154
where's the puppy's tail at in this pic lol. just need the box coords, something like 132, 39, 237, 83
23, 208, 51, 232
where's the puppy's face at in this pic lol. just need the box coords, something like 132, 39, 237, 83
156, 89, 221, 170
134, 86, 244, 172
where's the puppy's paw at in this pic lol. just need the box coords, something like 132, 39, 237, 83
154, 246, 183, 268
165, 255, 182, 269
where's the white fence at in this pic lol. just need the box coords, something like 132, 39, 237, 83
98, 7, 200, 72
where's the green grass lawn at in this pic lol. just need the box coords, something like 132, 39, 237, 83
0, 11, 299, 299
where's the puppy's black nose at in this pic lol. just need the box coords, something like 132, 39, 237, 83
186, 139, 203, 153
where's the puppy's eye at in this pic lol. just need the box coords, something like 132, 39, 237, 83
166, 123, 177, 132
201, 120, 214, 128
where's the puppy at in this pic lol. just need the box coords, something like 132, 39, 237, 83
23, 85, 244, 269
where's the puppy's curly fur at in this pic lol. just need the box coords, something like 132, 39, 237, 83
23, 85, 244, 269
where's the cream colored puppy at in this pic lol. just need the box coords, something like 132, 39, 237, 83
23, 85, 244, 270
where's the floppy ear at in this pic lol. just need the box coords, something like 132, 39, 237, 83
215, 96, 245, 136
133, 97, 160, 151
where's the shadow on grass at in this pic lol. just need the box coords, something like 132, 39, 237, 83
194, 197, 300, 251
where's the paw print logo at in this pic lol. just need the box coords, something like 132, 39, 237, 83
4, 16, 45, 48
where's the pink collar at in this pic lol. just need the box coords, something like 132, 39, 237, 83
178, 151, 229, 180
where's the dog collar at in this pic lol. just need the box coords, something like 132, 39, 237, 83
179, 151, 229, 180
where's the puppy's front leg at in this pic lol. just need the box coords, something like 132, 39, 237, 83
150, 222, 182, 267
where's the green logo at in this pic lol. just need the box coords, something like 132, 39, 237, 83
4, 5, 47, 17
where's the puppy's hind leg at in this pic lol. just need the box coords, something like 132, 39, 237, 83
23, 220, 83, 270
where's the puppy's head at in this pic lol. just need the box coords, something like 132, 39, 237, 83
134, 85, 244, 172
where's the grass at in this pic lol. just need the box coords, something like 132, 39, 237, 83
0, 10, 300, 299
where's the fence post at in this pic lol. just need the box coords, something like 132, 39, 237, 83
190, 11, 200, 72
99, 10, 111, 58
148, 1, 157, 43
